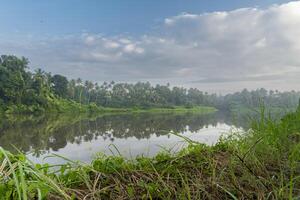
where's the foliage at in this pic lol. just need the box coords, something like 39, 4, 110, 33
1, 55, 299, 116
217, 88, 300, 113
51, 74, 68, 98
67, 80, 218, 109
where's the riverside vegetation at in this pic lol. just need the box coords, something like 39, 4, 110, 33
0, 55, 217, 116
1, 55, 300, 116
1, 55, 300, 199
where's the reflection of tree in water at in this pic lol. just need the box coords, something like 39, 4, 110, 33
0, 111, 249, 156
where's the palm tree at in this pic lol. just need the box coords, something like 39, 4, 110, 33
86, 81, 94, 104
69, 79, 76, 100
76, 78, 83, 106
95, 82, 100, 105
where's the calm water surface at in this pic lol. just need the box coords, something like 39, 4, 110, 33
0, 111, 247, 164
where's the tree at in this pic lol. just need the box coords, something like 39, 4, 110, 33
0, 55, 30, 104
51, 74, 68, 98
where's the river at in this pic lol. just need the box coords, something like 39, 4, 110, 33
0, 111, 248, 164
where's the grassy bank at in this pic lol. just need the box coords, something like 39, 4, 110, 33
58, 104, 218, 115
128, 106, 217, 114
1, 98, 217, 116
1, 108, 299, 199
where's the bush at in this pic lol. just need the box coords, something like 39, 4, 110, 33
88, 103, 99, 112
184, 103, 194, 109
162, 104, 175, 109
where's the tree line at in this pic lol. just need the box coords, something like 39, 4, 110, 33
216, 88, 300, 112
1, 55, 299, 113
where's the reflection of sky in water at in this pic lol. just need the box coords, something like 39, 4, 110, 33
28, 123, 242, 164
0, 111, 249, 164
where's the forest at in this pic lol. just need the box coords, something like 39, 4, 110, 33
1, 55, 299, 115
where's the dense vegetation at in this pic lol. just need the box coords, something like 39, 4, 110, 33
0, 55, 103, 115
66, 80, 300, 112
0, 103, 299, 199
1, 55, 300, 115
217, 89, 300, 114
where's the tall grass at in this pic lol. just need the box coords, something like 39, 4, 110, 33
0, 148, 71, 199
0, 107, 300, 199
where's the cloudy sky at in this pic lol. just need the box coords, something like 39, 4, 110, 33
1, 0, 300, 93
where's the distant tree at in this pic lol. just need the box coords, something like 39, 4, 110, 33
0, 55, 30, 104
51, 74, 68, 98
1, 55, 300, 114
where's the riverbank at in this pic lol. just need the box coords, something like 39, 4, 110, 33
0, 107, 299, 199
128, 106, 217, 114
1, 97, 217, 116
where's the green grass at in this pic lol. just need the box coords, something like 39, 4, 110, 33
0, 107, 300, 199
81, 105, 217, 114
123, 106, 217, 114
1, 97, 217, 116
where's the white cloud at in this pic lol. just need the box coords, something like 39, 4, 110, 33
254, 38, 267, 48
2, 1, 300, 93
124, 44, 136, 53
123, 44, 144, 54
104, 41, 120, 49
119, 38, 131, 44
165, 12, 199, 25
84, 35, 96, 45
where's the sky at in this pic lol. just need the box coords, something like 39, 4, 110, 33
1, 0, 300, 93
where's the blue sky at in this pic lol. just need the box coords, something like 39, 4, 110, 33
1, 0, 300, 93
0, 0, 292, 35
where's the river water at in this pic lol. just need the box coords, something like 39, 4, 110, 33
0, 111, 247, 164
